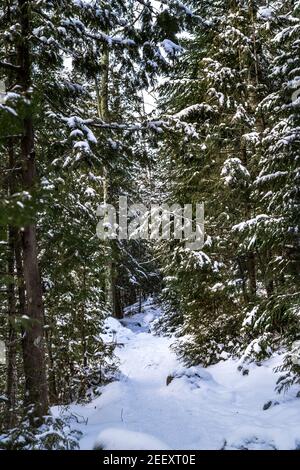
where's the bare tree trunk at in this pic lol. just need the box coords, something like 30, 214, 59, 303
14, 225, 32, 413
17, 0, 48, 422
5, 136, 20, 428
96, 46, 123, 318
241, 144, 257, 301
6, 226, 18, 428
111, 261, 123, 319
81, 267, 87, 368
98, 45, 109, 122
14, 231, 26, 319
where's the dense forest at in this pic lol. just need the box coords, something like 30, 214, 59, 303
0, 0, 299, 451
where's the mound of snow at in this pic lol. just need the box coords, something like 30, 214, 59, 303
101, 316, 134, 344
94, 428, 171, 450
167, 365, 214, 388
225, 424, 300, 450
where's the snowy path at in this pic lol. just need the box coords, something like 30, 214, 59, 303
64, 299, 300, 450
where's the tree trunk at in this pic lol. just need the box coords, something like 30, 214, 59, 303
17, 0, 48, 422
81, 267, 87, 368
237, 256, 249, 304
111, 260, 123, 319
5, 138, 19, 428
6, 226, 18, 429
138, 290, 142, 313
96, 46, 123, 318
240, 143, 257, 301
247, 252, 257, 299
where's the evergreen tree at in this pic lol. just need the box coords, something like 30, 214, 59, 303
158, 0, 275, 365
0, 0, 189, 434
242, 0, 300, 388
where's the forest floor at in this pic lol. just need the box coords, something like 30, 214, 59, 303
56, 298, 300, 450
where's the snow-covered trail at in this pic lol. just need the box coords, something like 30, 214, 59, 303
64, 299, 300, 450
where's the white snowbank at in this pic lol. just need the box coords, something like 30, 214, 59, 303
94, 428, 170, 450
58, 300, 300, 451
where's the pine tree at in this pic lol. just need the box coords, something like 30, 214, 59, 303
0, 0, 190, 434
158, 0, 275, 365
242, 0, 300, 387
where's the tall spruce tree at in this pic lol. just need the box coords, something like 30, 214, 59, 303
158, 0, 277, 365
157, 0, 300, 388
242, 0, 300, 389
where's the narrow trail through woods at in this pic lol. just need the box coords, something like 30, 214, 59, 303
63, 299, 300, 450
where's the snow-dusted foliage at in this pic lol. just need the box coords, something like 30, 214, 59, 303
158, 0, 300, 386
0, 0, 189, 438
0, 0, 299, 450
0, 414, 81, 450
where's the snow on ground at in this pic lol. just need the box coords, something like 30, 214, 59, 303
56, 298, 300, 450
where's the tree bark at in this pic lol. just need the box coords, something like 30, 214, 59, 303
96, 46, 123, 318
111, 260, 123, 319
5, 138, 19, 428
6, 226, 18, 429
81, 267, 87, 368
17, 0, 48, 422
